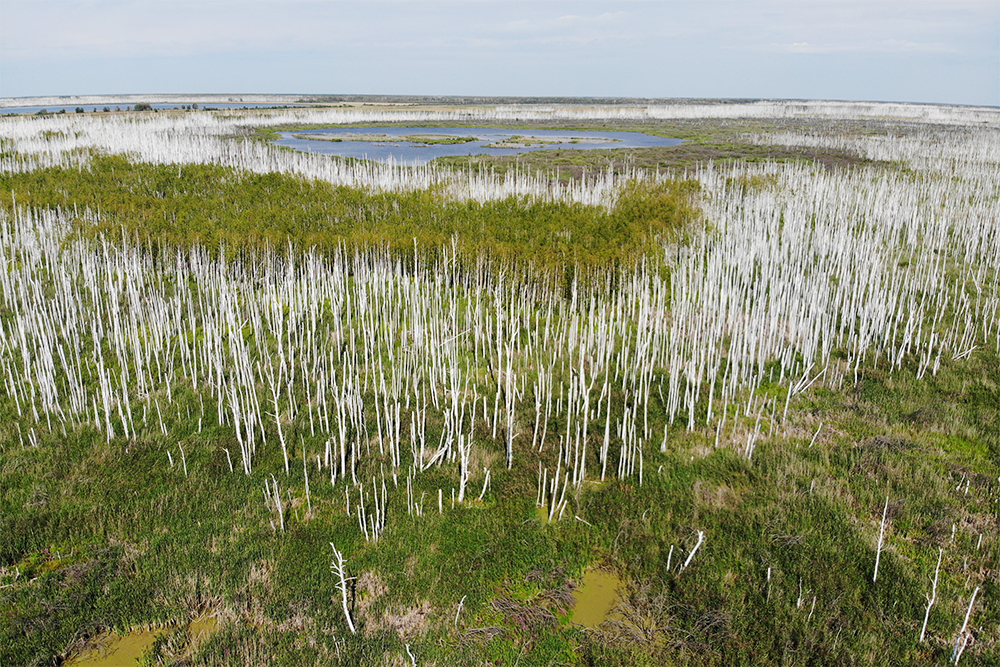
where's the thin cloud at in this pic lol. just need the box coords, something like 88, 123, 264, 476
0, 0, 995, 104
501, 10, 628, 35
765, 40, 957, 54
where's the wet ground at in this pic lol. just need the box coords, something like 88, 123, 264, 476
571, 569, 623, 628
65, 614, 219, 666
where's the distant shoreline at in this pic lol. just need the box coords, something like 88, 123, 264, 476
0, 94, 778, 109
0, 93, 309, 108
3, 94, 989, 115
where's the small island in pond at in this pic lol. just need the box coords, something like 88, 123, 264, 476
292, 132, 478, 145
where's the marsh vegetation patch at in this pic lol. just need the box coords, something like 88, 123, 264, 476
1, 101, 998, 666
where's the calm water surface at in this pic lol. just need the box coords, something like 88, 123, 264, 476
274, 126, 683, 165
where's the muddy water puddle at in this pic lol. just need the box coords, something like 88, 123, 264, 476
65, 628, 161, 667
571, 569, 623, 627
65, 614, 219, 666
187, 614, 219, 640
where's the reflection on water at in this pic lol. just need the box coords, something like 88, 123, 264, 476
273, 126, 683, 165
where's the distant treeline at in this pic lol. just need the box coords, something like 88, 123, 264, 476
0, 155, 700, 282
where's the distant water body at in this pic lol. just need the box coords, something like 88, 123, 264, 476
273, 127, 683, 165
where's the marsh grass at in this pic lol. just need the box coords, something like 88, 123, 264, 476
2, 349, 996, 664
1, 104, 998, 665
0, 155, 699, 282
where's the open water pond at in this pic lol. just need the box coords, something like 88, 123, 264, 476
571, 569, 623, 628
65, 615, 219, 666
64, 628, 161, 667
273, 126, 682, 165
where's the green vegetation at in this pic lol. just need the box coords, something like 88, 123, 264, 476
292, 133, 345, 142
289, 132, 477, 145
1, 113, 997, 666
488, 135, 558, 148
0, 155, 700, 281
2, 336, 996, 665
404, 134, 477, 145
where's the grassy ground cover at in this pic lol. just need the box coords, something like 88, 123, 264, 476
2, 340, 995, 665
1, 109, 997, 665
0, 155, 698, 283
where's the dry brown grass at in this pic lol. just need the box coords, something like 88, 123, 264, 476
377, 600, 434, 639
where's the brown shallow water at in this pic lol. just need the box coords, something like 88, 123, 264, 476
187, 614, 219, 641
571, 569, 622, 627
65, 628, 162, 667
65, 614, 219, 666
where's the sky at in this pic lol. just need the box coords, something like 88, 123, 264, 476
1, 0, 997, 106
